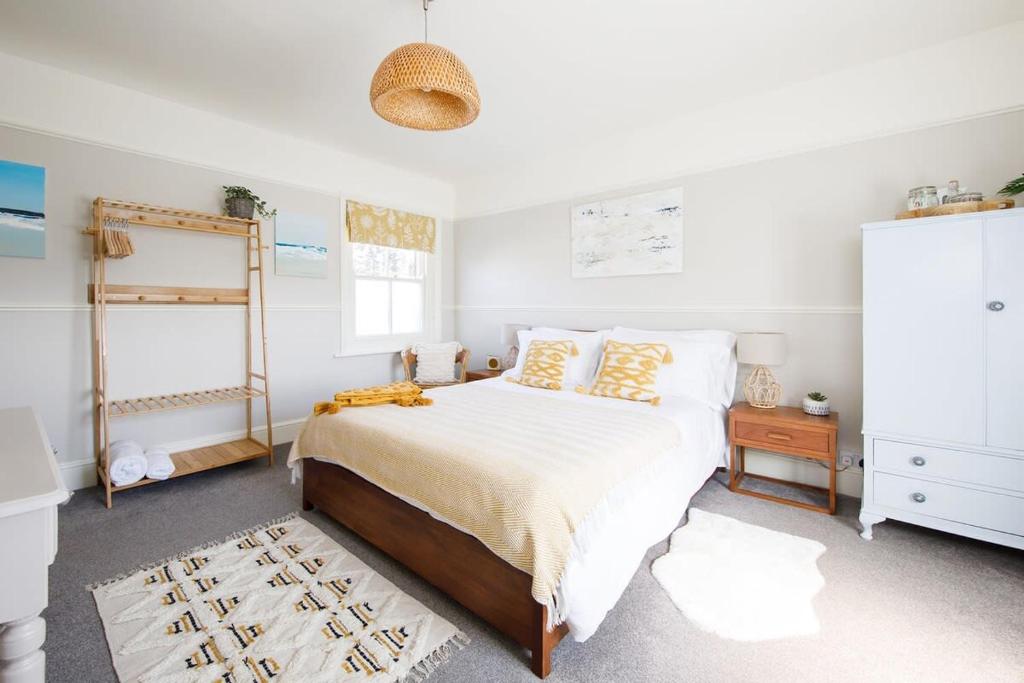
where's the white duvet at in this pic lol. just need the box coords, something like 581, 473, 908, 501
305, 377, 727, 641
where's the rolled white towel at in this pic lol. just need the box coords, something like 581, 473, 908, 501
108, 440, 147, 487
145, 448, 175, 481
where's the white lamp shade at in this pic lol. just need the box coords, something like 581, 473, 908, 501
736, 332, 786, 366
500, 323, 529, 346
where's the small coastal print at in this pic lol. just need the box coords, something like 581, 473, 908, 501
571, 187, 682, 278
0, 160, 46, 259
275, 210, 327, 278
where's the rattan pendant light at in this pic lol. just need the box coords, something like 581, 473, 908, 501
370, 0, 480, 131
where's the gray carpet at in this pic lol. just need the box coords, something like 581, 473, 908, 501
48, 444, 1024, 682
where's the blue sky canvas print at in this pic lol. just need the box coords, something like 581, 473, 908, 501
0, 159, 46, 259
275, 210, 327, 278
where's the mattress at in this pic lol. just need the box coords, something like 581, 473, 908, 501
298, 377, 726, 642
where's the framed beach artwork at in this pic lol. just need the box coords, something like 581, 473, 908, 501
0, 160, 46, 259
571, 187, 683, 278
275, 210, 327, 278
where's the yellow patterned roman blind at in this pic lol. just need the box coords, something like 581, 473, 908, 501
346, 200, 436, 254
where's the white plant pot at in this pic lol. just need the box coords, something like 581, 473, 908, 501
802, 397, 830, 416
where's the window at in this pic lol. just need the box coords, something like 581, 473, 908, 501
340, 239, 439, 356
352, 243, 425, 336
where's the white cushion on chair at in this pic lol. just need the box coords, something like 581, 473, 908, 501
412, 341, 462, 384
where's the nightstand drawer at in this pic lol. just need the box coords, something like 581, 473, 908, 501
873, 472, 1024, 536
734, 422, 828, 454
873, 439, 1024, 493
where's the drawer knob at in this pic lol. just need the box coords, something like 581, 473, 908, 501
911, 456, 926, 467
987, 300, 1005, 312
911, 492, 926, 503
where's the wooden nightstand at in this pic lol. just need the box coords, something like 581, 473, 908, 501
466, 369, 502, 382
728, 402, 840, 514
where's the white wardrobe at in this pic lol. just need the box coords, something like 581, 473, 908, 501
860, 208, 1024, 548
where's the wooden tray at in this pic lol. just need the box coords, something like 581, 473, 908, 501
896, 198, 1014, 220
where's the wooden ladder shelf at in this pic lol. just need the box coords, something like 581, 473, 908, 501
85, 198, 274, 507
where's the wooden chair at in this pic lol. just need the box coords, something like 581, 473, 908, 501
401, 346, 470, 388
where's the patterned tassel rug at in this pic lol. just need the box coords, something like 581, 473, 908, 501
91, 513, 467, 682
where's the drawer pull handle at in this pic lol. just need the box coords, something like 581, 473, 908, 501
766, 432, 792, 441
911, 492, 926, 503
911, 456, 926, 467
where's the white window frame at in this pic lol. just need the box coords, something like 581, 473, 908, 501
337, 219, 442, 357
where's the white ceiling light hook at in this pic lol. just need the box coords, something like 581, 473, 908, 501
423, 0, 432, 44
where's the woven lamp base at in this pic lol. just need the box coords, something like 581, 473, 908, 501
744, 365, 782, 409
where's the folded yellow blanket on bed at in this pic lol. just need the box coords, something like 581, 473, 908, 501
313, 381, 433, 415
291, 381, 681, 623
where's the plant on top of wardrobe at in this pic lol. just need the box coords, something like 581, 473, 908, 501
997, 172, 1024, 197
223, 185, 277, 219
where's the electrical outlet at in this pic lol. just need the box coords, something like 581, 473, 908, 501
839, 450, 861, 469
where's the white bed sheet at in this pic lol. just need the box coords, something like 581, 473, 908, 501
309, 377, 726, 642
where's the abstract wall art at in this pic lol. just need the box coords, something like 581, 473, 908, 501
0, 159, 46, 259
275, 210, 327, 278
571, 187, 682, 278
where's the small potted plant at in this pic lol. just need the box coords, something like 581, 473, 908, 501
997, 171, 1024, 198
223, 186, 277, 220
803, 391, 830, 416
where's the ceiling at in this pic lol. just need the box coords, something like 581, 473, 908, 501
0, 0, 1021, 186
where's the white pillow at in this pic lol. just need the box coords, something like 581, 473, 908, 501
506, 328, 608, 389
608, 327, 737, 408
412, 341, 461, 384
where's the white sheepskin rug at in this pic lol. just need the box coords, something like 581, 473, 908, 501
651, 508, 826, 641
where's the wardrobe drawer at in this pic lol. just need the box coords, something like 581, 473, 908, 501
873, 440, 1024, 493
873, 472, 1024, 536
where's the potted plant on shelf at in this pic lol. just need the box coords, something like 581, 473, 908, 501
802, 391, 830, 416
222, 186, 277, 220
997, 171, 1023, 198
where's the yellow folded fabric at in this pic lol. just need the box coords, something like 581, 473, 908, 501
314, 381, 433, 415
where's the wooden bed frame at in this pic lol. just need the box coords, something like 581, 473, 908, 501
302, 457, 569, 677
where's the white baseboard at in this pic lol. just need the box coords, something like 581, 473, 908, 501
59, 417, 306, 491
740, 449, 863, 498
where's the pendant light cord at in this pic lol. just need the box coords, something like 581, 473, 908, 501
423, 0, 430, 43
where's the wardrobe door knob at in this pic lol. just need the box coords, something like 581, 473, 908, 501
911, 492, 926, 503
987, 301, 1005, 312
911, 456, 926, 467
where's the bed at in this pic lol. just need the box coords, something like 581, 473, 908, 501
289, 328, 734, 677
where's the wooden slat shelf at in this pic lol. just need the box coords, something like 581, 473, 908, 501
88, 284, 249, 305
98, 438, 271, 492
85, 196, 274, 508
108, 385, 266, 417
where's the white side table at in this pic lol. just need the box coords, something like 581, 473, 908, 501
0, 408, 68, 683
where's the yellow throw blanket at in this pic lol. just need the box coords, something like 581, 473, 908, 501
313, 381, 433, 415
290, 381, 681, 622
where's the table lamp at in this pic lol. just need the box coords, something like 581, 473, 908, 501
500, 323, 529, 370
736, 332, 786, 408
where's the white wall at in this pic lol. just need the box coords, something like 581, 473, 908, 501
0, 52, 457, 491
455, 21, 1024, 219
0, 50, 456, 220
453, 109, 1024, 497
0, 125, 453, 490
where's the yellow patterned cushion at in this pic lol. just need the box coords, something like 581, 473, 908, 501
585, 340, 673, 405
508, 340, 579, 391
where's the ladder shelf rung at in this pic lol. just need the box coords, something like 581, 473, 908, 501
87, 284, 250, 305
108, 386, 267, 418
